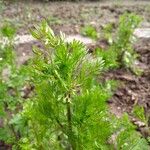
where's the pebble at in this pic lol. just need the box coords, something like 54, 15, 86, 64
134, 28, 150, 38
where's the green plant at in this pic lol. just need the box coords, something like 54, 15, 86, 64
0, 16, 149, 149
16, 21, 149, 150
95, 13, 142, 73
0, 0, 5, 14
21, 20, 114, 149
95, 47, 118, 70
112, 13, 142, 74
81, 25, 98, 40
0, 23, 16, 39
132, 105, 148, 124
102, 23, 114, 44
0, 23, 28, 148
116, 114, 149, 150
47, 16, 62, 25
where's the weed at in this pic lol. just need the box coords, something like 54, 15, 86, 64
116, 114, 149, 150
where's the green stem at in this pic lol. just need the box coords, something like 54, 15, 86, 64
66, 97, 76, 150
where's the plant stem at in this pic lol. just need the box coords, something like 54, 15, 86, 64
66, 96, 76, 150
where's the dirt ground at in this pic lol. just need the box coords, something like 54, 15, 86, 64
1, 0, 150, 35
0, 0, 150, 149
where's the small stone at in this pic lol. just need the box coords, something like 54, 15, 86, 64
117, 107, 121, 110
134, 28, 150, 38
140, 127, 150, 138
65, 34, 95, 45
22, 52, 26, 56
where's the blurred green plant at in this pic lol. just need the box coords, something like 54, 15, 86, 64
0, 23, 16, 39
113, 13, 142, 74
96, 13, 142, 74
102, 23, 114, 44
0, 0, 5, 13
116, 114, 149, 150
81, 25, 99, 40
95, 47, 118, 70
132, 105, 148, 125
47, 16, 62, 25
0, 23, 29, 148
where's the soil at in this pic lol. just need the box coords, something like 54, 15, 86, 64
0, 0, 150, 149
1, 0, 150, 35
0, 141, 11, 150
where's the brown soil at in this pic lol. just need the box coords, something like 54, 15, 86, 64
1, 0, 150, 35
0, 141, 11, 150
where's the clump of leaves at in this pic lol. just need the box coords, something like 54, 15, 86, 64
132, 105, 148, 125
95, 47, 118, 70
81, 25, 99, 40
116, 114, 149, 150
0, 23, 16, 39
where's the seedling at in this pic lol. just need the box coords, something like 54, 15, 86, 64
102, 23, 114, 44
113, 13, 142, 74
81, 25, 99, 40
96, 13, 142, 74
